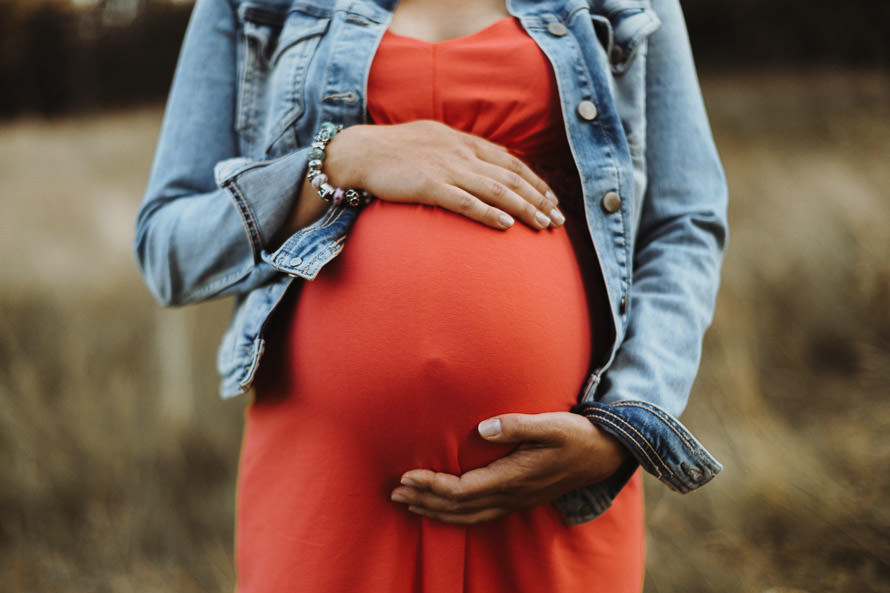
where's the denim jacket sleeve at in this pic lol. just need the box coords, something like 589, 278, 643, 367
134, 0, 320, 306
555, 0, 727, 524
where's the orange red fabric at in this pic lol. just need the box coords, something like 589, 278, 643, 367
235, 17, 644, 592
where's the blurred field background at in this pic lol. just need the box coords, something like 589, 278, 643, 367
1, 0, 888, 591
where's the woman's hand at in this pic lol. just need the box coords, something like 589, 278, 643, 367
286, 120, 565, 232
389, 412, 630, 525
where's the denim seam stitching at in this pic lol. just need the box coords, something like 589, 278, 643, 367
593, 409, 674, 479
587, 411, 666, 479
225, 181, 263, 260
289, 204, 344, 245
612, 401, 696, 452
304, 237, 345, 273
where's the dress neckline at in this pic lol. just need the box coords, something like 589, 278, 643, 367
384, 16, 516, 45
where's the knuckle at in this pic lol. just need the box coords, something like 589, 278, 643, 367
488, 181, 507, 200
503, 171, 523, 190
455, 193, 477, 214
449, 484, 468, 503
443, 498, 463, 512
430, 474, 454, 495
415, 172, 435, 192
507, 155, 525, 174
511, 475, 532, 491
452, 145, 475, 161
521, 201, 538, 220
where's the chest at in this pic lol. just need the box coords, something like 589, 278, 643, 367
387, 0, 510, 42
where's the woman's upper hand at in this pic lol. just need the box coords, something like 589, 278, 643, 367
389, 412, 630, 525
325, 120, 565, 231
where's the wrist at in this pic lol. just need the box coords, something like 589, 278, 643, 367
306, 123, 372, 207
324, 124, 369, 189
582, 422, 632, 484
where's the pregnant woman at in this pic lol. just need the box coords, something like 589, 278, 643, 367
135, 0, 728, 591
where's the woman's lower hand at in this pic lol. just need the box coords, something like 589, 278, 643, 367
326, 121, 565, 231
389, 412, 630, 525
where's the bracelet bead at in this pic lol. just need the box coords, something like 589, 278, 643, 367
310, 173, 327, 189
318, 121, 339, 138
306, 122, 373, 208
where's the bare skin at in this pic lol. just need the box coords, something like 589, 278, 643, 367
387, 0, 510, 42
390, 413, 629, 525
285, 121, 564, 232
284, 0, 632, 526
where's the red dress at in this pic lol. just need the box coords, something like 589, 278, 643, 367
236, 17, 644, 593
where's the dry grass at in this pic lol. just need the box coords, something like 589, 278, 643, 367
644, 69, 890, 593
0, 70, 888, 592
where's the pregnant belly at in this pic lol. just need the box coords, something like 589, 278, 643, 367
252, 201, 593, 489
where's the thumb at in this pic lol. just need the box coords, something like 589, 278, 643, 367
477, 413, 562, 444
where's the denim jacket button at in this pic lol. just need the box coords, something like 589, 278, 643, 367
547, 22, 568, 37
610, 44, 625, 64
289, 257, 303, 267
577, 100, 598, 121
601, 191, 622, 213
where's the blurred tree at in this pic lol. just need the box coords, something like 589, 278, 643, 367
0, 0, 887, 118
683, 0, 890, 68
0, 0, 71, 116
0, 0, 189, 117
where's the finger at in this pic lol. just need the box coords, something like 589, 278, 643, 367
426, 184, 516, 230
408, 452, 558, 502
400, 465, 510, 501
391, 485, 505, 514
400, 469, 458, 492
470, 138, 559, 206
401, 468, 507, 500
478, 412, 569, 445
470, 163, 566, 228
457, 173, 551, 230
408, 505, 509, 526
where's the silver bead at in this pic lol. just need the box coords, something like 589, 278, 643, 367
311, 173, 327, 189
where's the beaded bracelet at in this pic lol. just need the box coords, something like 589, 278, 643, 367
306, 122, 373, 208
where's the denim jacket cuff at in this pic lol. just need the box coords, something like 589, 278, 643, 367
214, 148, 310, 260
553, 457, 640, 526
553, 399, 722, 525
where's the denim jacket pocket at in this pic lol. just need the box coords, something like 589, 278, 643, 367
590, 1, 661, 74
237, 3, 330, 156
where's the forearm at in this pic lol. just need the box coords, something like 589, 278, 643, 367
556, 0, 727, 523
601, 0, 728, 416
135, 0, 320, 305
273, 124, 370, 239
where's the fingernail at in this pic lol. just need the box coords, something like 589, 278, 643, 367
400, 476, 420, 488
499, 213, 514, 228
550, 208, 566, 226
535, 211, 551, 228
391, 492, 409, 503
478, 418, 502, 438
546, 190, 558, 204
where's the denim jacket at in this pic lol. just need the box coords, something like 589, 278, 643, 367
135, 0, 728, 524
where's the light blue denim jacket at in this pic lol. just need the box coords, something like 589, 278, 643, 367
135, 0, 728, 524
